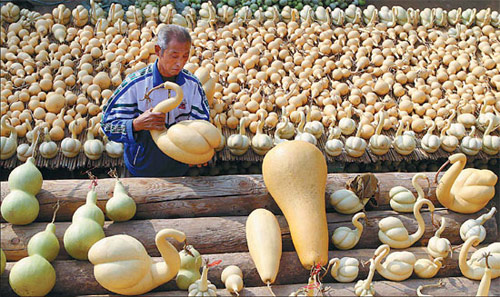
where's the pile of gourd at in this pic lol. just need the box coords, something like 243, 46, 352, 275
0, 2, 499, 166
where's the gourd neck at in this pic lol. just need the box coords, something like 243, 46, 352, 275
435, 153, 466, 208
151, 82, 184, 115
459, 236, 481, 279
374, 244, 390, 273
427, 121, 436, 135
484, 117, 495, 136
412, 173, 429, 200
375, 111, 385, 135
153, 229, 185, 286
200, 266, 209, 292
298, 111, 305, 132
352, 212, 365, 234
475, 207, 497, 225
239, 117, 247, 136
86, 186, 98, 205
410, 199, 434, 245
396, 120, 403, 137
434, 217, 446, 238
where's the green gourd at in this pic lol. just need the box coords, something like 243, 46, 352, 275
27, 205, 61, 262
106, 179, 136, 222
1, 157, 42, 225
176, 245, 202, 290
1, 248, 5, 275
72, 186, 105, 227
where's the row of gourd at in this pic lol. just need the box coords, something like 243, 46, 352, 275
1, 1, 500, 164
1, 141, 498, 296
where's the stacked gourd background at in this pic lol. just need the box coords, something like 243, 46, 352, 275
1, 1, 499, 172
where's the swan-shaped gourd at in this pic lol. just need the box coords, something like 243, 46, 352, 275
275, 106, 295, 140
459, 236, 500, 280
475, 8, 491, 27
294, 111, 317, 145
325, 125, 343, 157
303, 106, 324, 139
435, 153, 497, 214
39, 127, 58, 159
374, 244, 416, 281
427, 217, 452, 259
227, 117, 250, 156
354, 256, 376, 296
61, 121, 82, 158
214, 114, 225, 152
369, 111, 391, 155
330, 189, 369, 215
393, 120, 416, 155
150, 82, 220, 165
88, 228, 185, 295
362, 5, 378, 25
457, 102, 476, 129
446, 110, 466, 140
104, 135, 124, 158
476, 98, 500, 132
345, 4, 362, 24
188, 265, 217, 296
345, 122, 367, 157
460, 207, 496, 243
17, 126, 40, 162
460, 126, 482, 156
389, 173, 429, 213
440, 120, 459, 153
421, 121, 441, 153
330, 257, 359, 283
332, 212, 365, 250
331, 7, 345, 26
414, 257, 443, 279
378, 199, 435, 249
251, 110, 273, 155
482, 117, 500, 155
84, 120, 104, 160
379, 5, 396, 26
1, 115, 18, 160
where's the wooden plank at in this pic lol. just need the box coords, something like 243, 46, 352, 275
0, 172, 444, 222
2, 208, 497, 261
78, 277, 500, 297
0, 246, 484, 297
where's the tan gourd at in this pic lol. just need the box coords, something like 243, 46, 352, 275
427, 217, 452, 259
332, 212, 365, 250
378, 199, 435, 249
1, 115, 17, 160
330, 189, 369, 214
393, 120, 416, 155
39, 127, 58, 159
194, 67, 216, 107
214, 114, 225, 152
324, 126, 343, 157
303, 106, 324, 139
149, 82, 220, 165
251, 110, 273, 155
263, 141, 328, 269
374, 244, 416, 281
421, 121, 441, 153
227, 117, 250, 156
459, 236, 500, 280
435, 153, 497, 214
345, 122, 367, 157
61, 121, 82, 158
482, 117, 500, 155
330, 257, 359, 283
84, 120, 104, 160
389, 173, 429, 213
294, 111, 317, 145
369, 111, 391, 155
414, 257, 444, 279
440, 120, 459, 152
460, 207, 496, 243
89, 229, 186, 295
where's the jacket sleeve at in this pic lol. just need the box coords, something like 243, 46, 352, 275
188, 80, 210, 121
101, 81, 141, 144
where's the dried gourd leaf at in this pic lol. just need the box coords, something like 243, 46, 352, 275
346, 173, 379, 207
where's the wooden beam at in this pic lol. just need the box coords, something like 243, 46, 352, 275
2, 208, 497, 261
1, 173, 444, 222
0, 246, 484, 297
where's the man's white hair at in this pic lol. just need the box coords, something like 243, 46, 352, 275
157, 24, 191, 54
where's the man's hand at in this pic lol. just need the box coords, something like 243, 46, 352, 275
133, 108, 166, 131
189, 163, 208, 168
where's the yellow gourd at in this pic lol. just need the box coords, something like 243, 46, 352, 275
294, 111, 317, 145
246, 208, 282, 287
427, 217, 452, 259
378, 199, 434, 249
330, 189, 369, 214
332, 212, 365, 250
374, 244, 416, 281
459, 236, 500, 280
194, 67, 216, 107
188, 265, 217, 296
460, 207, 497, 244
263, 140, 328, 269
227, 117, 250, 156
435, 153, 497, 214
89, 229, 185, 295
251, 110, 273, 155
389, 173, 429, 213
221, 265, 244, 296
329, 257, 359, 283
414, 257, 443, 279
150, 82, 220, 165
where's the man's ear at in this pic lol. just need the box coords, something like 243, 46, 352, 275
155, 44, 162, 56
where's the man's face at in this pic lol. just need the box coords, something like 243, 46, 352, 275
156, 39, 191, 77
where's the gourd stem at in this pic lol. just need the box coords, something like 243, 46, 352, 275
410, 199, 434, 245
51, 200, 60, 224
266, 282, 276, 297
417, 280, 444, 297
475, 207, 497, 225
298, 111, 305, 133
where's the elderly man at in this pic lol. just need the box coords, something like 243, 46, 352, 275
102, 25, 210, 177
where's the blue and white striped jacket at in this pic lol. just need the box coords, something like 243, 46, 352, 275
102, 60, 210, 177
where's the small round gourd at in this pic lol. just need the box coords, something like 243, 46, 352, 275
9, 254, 56, 296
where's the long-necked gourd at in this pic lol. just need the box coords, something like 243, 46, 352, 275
0, 115, 17, 160
329, 257, 359, 283
435, 153, 497, 214
188, 264, 217, 296
324, 125, 343, 157
149, 82, 220, 165
460, 126, 482, 156
427, 217, 452, 259
294, 111, 317, 145
345, 122, 367, 157
176, 244, 202, 290
106, 177, 136, 222
275, 106, 295, 140
330, 189, 369, 214
414, 257, 443, 279
63, 181, 105, 260
440, 120, 459, 153
482, 117, 500, 155
221, 265, 244, 296
389, 173, 429, 213
84, 119, 104, 160
374, 244, 416, 281
476, 253, 493, 297
459, 236, 500, 280
246, 208, 282, 289
251, 110, 273, 155
369, 111, 391, 155
354, 254, 377, 296
378, 199, 434, 249
1, 157, 42, 225
393, 120, 416, 155
89, 228, 185, 295
17, 125, 40, 162
477, 98, 500, 132
421, 121, 441, 153
263, 140, 328, 269
460, 207, 496, 243
61, 121, 82, 158
332, 212, 365, 250
227, 117, 250, 156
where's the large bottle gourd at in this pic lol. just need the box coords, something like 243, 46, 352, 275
262, 140, 329, 269
1, 157, 42, 225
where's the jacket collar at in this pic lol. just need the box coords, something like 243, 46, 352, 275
152, 59, 186, 87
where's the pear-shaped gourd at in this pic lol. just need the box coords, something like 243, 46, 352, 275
188, 265, 217, 296
221, 265, 244, 295
227, 117, 250, 156
330, 257, 360, 283
1, 248, 5, 275
89, 229, 186, 295
332, 212, 365, 250
459, 236, 500, 280
149, 82, 220, 165
435, 153, 497, 214
427, 217, 452, 259
390, 173, 429, 213
1, 157, 42, 225
460, 207, 496, 243
374, 244, 416, 281
263, 141, 328, 269
27, 223, 60, 262
106, 178, 136, 222
330, 189, 369, 214
176, 245, 202, 290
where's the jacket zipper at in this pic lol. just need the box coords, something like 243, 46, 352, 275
133, 146, 141, 166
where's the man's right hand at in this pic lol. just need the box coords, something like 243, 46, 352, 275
132, 108, 166, 131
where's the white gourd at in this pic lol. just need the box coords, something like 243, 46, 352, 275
84, 119, 104, 160
460, 126, 482, 156
440, 120, 459, 153
330, 257, 359, 283
17, 126, 40, 162
427, 217, 452, 259
1, 115, 17, 160
332, 212, 365, 250
330, 189, 369, 214
188, 266, 217, 296
39, 127, 58, 159
61, 121, 82, 158
369, 111, 391, 155
460, 207, 496, 243
421, 121, 441, 153
104, 135, 124, 158
325, 126, 343, 157
339, 105, 356, 136
227, 117, 250, 156
393, 120, 416, 155
294, 111, 317, 145
482, 117, 500, 155
345, 122, 367, 157
275, 106, 295, 140
303, 106, 324, 139
251, 110, 273, 155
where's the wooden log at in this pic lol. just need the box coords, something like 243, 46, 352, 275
79, 276, 500, 297
0, 245, 485, 297
0, 173, 444, 222
2, 208, 497, 261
